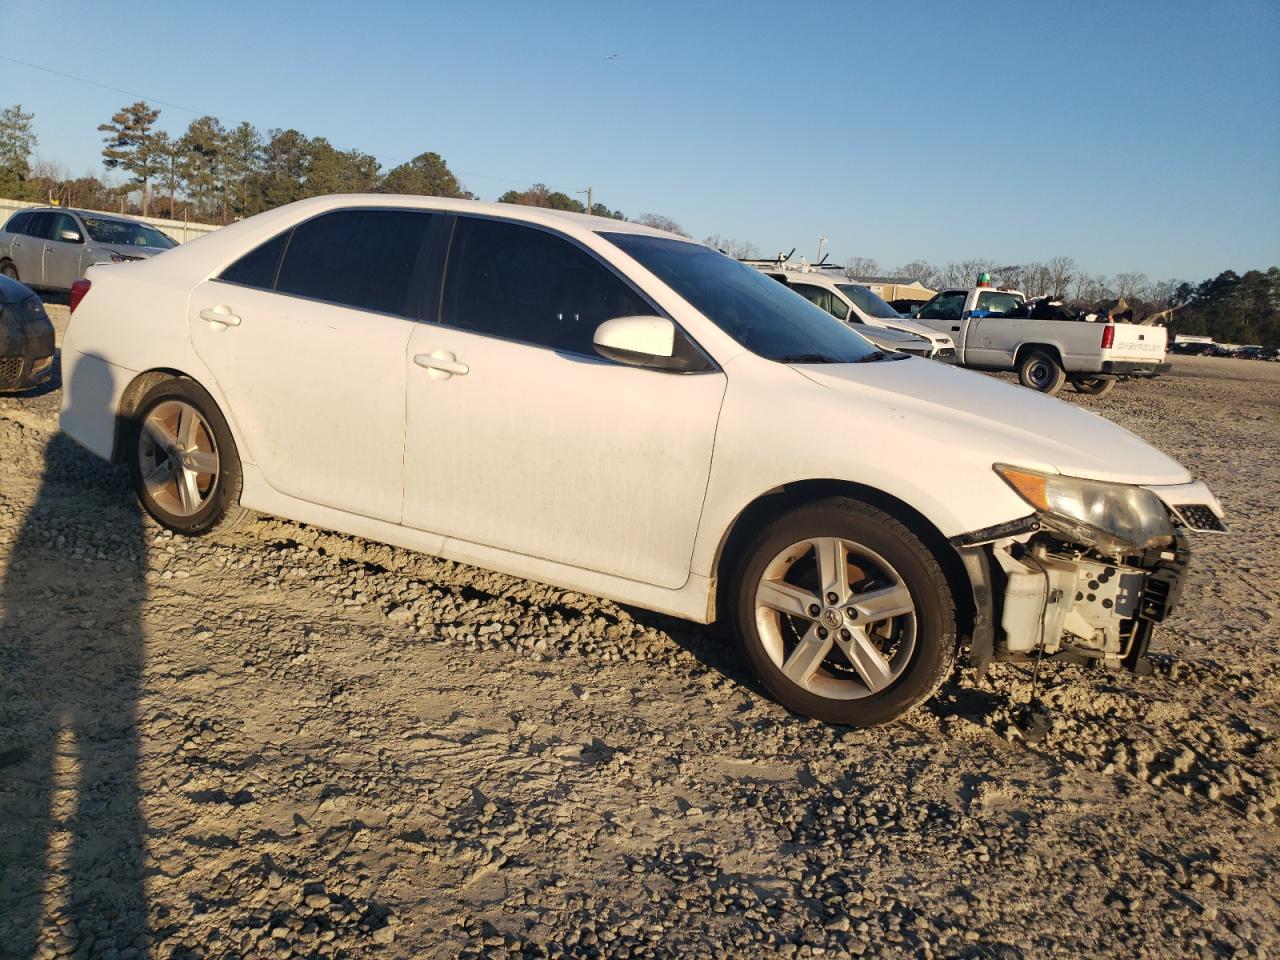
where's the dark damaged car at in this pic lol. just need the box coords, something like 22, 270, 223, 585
0, 274, 55, 392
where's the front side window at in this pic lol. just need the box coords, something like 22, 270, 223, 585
917, 291, 967, 321
603, 234, 885, 363
441, 217, 652, 355
50, 213, 80, 242
275, 209, 435, 317
975, 291, 1023, 316
793, 284, 850, 321
81, 217, 176, 248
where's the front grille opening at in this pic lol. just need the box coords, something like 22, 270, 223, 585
1172, 504, 1226, 533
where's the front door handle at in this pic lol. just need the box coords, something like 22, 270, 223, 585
199, 305, 241, 327
414, 350, 469, 380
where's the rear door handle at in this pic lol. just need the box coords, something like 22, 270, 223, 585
199, 305, 241, 327
413, 350, 469, 380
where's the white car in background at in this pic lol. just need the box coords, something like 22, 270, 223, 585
60, 195, 1224, 726
749, 265, 957, 360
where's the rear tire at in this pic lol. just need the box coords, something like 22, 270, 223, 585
1072, 377, 1116, 396
1018, 349, 1066, 394
730, 497, 956, 727
127, 378, 249, 536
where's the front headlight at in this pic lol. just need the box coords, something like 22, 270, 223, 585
994, 464, 1174, 553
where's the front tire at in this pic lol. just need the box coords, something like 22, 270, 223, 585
127, 378, 248, 536
1018, 350, 1066, 394
730, 498, 956, 727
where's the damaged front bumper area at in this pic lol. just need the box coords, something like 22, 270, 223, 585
988, 530, 1189, 675
954, 480, 1224, 678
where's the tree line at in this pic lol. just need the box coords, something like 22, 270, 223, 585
1, 101, 1273, 345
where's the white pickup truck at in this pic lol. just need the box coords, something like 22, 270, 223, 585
911, 286, 1170, 395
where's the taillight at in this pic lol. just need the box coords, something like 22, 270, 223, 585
69, 279, 91, 314
1100, 324, 1115, 349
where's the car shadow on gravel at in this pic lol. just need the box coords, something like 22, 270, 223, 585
0, 362, 149, 958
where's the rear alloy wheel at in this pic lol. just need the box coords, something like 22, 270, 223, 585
1072, 377, 1116, 396
732, 498, 956, 726
129, 379, 248, 536
1018, 349, 1066, 394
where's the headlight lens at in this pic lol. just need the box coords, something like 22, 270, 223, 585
994, 464, 1174, 552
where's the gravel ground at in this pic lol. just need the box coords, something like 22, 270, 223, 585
2, 309, 1278, 960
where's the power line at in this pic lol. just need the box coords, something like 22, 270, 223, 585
0, 53, 558, 191
0, 54, 201, 114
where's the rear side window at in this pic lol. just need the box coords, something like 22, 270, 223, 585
25, 212, 55, 240
4, 212, 32, 235
441, 217, 651, 355
219, 230, 290, 290
273, 209, 434, 317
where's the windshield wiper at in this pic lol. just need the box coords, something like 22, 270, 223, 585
776, 353, 831, 363
854, 351, 890, 362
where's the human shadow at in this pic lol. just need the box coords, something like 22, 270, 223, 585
0, 359, 149, 958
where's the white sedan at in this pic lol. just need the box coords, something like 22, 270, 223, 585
59, 196, 1225, 726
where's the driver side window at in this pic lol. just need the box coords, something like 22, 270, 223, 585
918, 291, 966, 321
441, 217, 653, 356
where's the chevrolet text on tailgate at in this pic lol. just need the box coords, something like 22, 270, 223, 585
913, 283, 1170, 396
59, 195, 1225, 726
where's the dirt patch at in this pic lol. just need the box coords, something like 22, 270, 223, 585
1, 312, 1277, 958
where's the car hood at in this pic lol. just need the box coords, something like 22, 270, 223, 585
880, 317, 952, 344
792, 358, 1190, 485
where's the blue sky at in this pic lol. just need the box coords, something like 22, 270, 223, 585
3, 0, 1277, 281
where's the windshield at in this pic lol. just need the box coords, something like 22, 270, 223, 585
602, 234, 883, 363
82, 217, 177, 249
837, 284, 900, 320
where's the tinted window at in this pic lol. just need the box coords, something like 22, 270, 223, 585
603, 234, 885, 364
917, 291, 967, 321
219, 230, 291, 290
793, 283, 849, 321
442, 217, 651, 355
4, 212, 32, 235
26, 212, 55, 240
275, 209, 434, 317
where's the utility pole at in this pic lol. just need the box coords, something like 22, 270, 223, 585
579, 186, 592, 215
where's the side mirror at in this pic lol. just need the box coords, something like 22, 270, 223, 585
59, 229, 83, 243
593, 315, 676, 367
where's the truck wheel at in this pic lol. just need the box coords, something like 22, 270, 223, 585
1072, 377, 1116, 396
730, 497, 956, 727
0, 260, 17, 281
1018, 350, 1066, 394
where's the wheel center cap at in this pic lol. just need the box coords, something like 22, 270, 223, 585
821, 608, 843, 630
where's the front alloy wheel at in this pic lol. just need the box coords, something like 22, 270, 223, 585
755, 537, 917, 700
732, 498, 956, 726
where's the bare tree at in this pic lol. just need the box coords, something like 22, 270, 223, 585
1113, 271, 1150, 302
703, 234, 759, 259
843, 256, 880, 279
939, 258, 998, 288
635, 213, 688, 237
1044, 256, 1076, 299
891, 260, 941, 289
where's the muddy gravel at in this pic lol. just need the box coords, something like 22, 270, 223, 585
1, 308, 1278, 959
